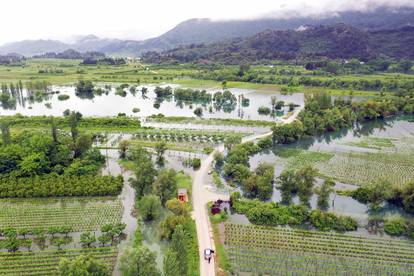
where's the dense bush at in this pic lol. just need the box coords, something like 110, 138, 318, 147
174, 88, 211, 102
138, 195, 162, 222
192, 158, 201, 170
242, 163, 274, 200
58, 254, 110, 276
75, 80, 94, 97
0, 175, 123, 198
154, 86, 173, 98
232, 196, 358, 232
384, 217, 408, 236
4, 115, 140, 129
258, 106, 271, 115
232, 198, 309, 226
57, 94, 70, 101
309, 210, 358, 232
272, 92, 414, 145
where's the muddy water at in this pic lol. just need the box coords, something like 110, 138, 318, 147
101, 149, 137, 275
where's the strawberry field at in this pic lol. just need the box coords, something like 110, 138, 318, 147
0, 246, 118, 275
0, 197, 123, 231
224, 223, 414, 275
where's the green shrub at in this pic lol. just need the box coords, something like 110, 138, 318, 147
384, 217, 407, 236
57, 94, 70, 101
138, 195, 162, 222
258, 106, 271, 115
192, 158, 201, 170
0, 175, 123, 198
310, 210, 357, 232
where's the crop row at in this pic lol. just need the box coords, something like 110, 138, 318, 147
0, 247, 117, 275
224, 224, 414, 264
318, 152, 414, 187
133, 130, 243, 143
0, 198, 123, 231
227, 246, 414, 275
225, 223, 414, 247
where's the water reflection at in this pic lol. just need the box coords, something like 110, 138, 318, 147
0, 84, 304, 121
244, 115, 414, 237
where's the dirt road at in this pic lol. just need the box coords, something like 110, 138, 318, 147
192, 108, 302, 276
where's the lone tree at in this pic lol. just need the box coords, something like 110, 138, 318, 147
0, 120, 11, 145
317, 179, 335, 210
119, 140, 130, 159
67, 111, 82, 142
297, 166, 318, 205
50, 117, 59, 144
277, 170, 298, 204
155, 141, 167, 165
138, 195, 162, 221
153, 169, 177, 205
194, 107, 203, 117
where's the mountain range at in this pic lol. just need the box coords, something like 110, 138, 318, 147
0, 6, 414, 57
142, 24, 414, 63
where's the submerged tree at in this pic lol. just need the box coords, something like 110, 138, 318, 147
154, 141, 167, 165
130, 147, 157, 198
297, 166, 318, 205
317, 179, 335, 210
118, 140, 130, 159
138, 195, 162, 221
277, 170, 298, 204
153, 169, 177, 205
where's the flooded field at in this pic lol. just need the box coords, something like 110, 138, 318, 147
0, 84, 304, 121
225, 115, 414, 237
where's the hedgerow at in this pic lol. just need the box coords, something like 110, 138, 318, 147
0, 175, 123, 198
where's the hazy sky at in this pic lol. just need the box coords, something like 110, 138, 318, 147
0, 0, 413, 45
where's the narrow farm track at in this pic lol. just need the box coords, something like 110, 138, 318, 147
192, 108, 302, 276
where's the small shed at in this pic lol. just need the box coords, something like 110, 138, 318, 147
178, 188, 188, 202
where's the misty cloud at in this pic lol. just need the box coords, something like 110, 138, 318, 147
261, 0, 414, 20
0, 0, 413, 45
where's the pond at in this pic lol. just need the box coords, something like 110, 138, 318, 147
0, 84, 304, 121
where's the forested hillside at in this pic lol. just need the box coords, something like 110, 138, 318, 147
142, 24, 414, 63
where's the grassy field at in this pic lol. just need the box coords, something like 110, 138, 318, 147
1, 59, 410, 97
0, 197, 123, 231
224, 223, 414, 275
0, 247, 118, 275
